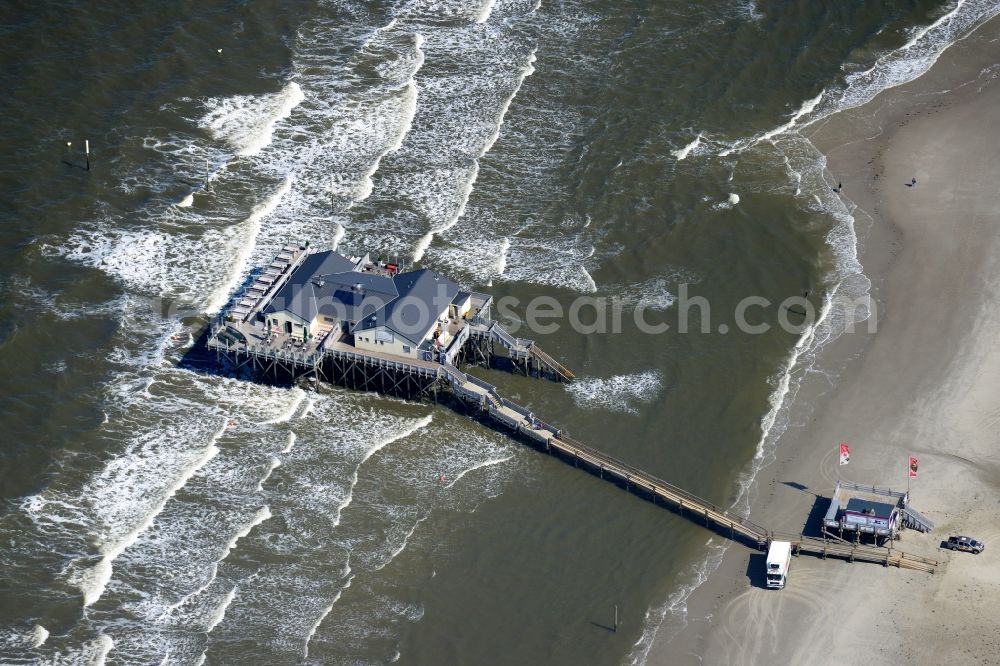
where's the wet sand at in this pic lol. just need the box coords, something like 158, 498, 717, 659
651, 16, 1000, 666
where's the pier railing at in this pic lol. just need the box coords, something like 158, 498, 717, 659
443, 324, 470, 366
836, 481, 907, 500
551, 433, 770, 543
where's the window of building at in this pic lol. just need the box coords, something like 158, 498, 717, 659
402, 345, 411, 353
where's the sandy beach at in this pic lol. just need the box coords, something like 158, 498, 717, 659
651, 16, 1000, 666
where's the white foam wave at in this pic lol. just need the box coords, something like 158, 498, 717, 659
263, 388, 306, 424
166, 506, 271, 617
301, 580, 350, 660
199, 81, 305, 157
204, 175, 293, 314
444, 455, 512, 489
373, 515, 428, 572
567, 371, 662, 414
257, 456, 281, 492
712, 192, 740, 210
31, 624, 49, 648
412, 162, 479, 263
411, 46, 537, 263
720, 90, 823, 156
476, 0, 498, 24
671, 132, 703, 160
331, 414, 433, 528
177, 193, 194, 208
491, 236, 511, 284
74, 420, 227, 607
93, 634, 115, 666
628, 539, 727, 665
482, 50, 536, 156
300, 396, 315, 418
205, 585, 238, 633
344, 35, 425, 206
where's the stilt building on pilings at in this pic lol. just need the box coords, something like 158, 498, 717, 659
207, 244, 574, 402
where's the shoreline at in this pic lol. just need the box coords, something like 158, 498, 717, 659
649, 14, 1000, 665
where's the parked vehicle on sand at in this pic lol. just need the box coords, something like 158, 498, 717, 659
945, 536, 985, 553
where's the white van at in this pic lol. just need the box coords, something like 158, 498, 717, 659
766, 541, 792, 589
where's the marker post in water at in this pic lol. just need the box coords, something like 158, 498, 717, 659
85, 140, 90, 171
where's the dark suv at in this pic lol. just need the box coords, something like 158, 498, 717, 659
945, 536, 985, 554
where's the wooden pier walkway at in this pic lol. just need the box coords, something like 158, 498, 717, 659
437, 366, 940, 574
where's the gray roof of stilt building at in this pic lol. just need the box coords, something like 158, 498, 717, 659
359, 268, 460, 342
263, 251, 461, 342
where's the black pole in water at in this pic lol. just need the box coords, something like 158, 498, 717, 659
613, 604, 619, 633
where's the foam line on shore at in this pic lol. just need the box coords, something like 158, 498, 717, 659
719, 91, 823, 156
627, 0, 986, 644
714, 0, 1000, 160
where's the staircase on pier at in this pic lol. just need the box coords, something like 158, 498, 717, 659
901, 506, 935, 533
469, 318, 576, 381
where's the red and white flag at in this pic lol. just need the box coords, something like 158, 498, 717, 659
839, 442, 850, 466
908, 456, 919, 478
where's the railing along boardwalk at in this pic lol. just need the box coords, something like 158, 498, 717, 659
549, 434, 770, 546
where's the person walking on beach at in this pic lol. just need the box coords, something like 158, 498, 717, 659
911, 177, 917, 186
